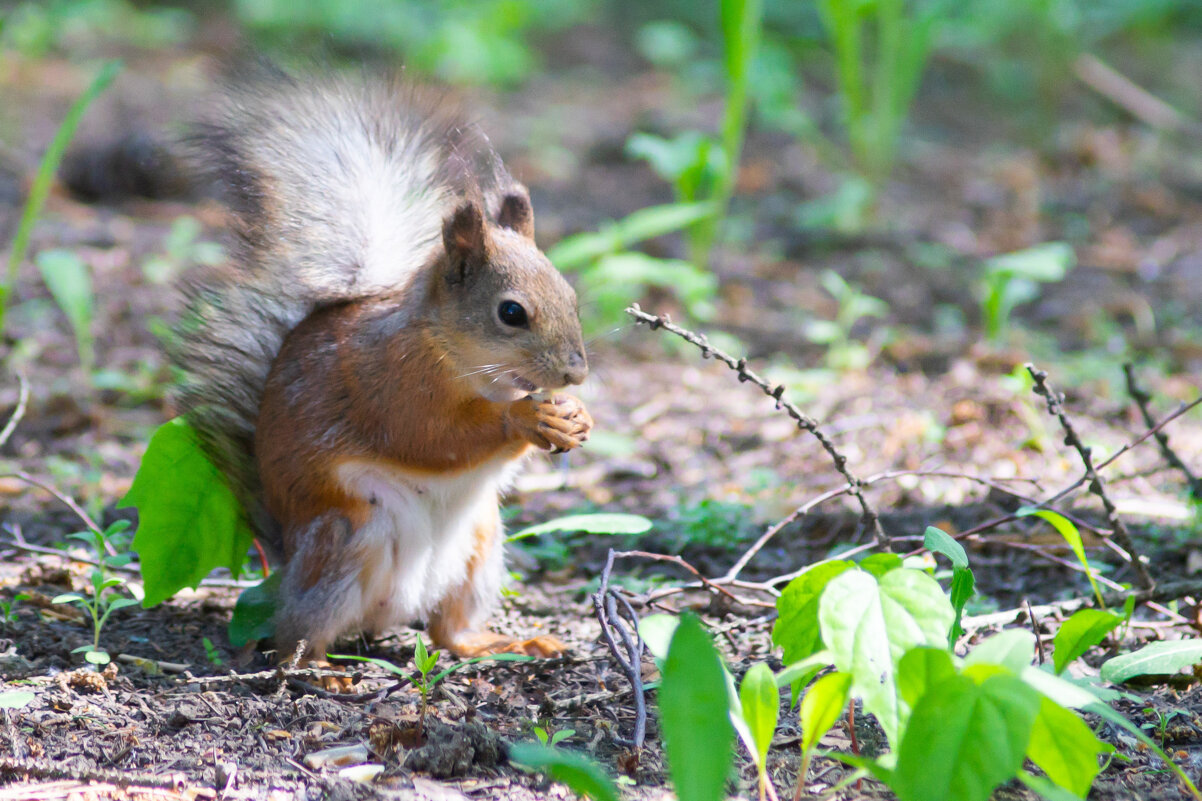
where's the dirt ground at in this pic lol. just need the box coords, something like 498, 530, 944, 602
2, 27, 1202, 801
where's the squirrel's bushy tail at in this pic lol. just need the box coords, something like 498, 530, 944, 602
171, 66, 515, 548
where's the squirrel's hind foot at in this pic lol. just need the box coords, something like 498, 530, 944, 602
435, 630, 567, 660
279, 655, 359, 694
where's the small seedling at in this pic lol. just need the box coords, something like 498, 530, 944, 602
979, 242, 1074, 342
413, 634, 440, 728
202, 636, 224, 667
533, 724, 576, 747
52, 519, 139, 666
804, 270, 889, 371
0, 593, 31, 628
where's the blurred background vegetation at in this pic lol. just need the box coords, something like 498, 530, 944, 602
2, 0, 1202, 396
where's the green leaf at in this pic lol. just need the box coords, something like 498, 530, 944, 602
964, 630, 1035, 675
638, 613, 680, 662
896, 647, 957, 711
891, 673, 1041, 801
1052, 608, 1124, 675
104, 597, 140, 613
737, 662, 779, 768
948, 566, 975, 644
800, 671, 851, 752
924, 525, 967, 568
121, 417, 255, 607
818, 567, 955, 746
1027, 696, 1109, 797
51, 593, 84, 604
84, 649, 111, 666
984, 242, 1074, 283
0, 691, 34, 709
859, 552, 903, 577
660, 614, 734, 801
507, 513, 652, 542
509, 743, 620, 801
228, 571, 281, 647
1100, 639, 1202, 684
547, 202, 714, 270
1019, 508, 1104, 608
772, 560, 852, 665
774, 649, 834, 695
1017, 770, 1092, 801
35, 248, 94, 370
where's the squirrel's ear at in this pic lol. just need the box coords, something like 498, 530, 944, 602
442, 201, 486, 282
497, 189, 535, 240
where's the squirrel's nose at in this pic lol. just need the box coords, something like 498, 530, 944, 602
563, 350, 588, 385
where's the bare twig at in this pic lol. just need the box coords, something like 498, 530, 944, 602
0, 471, 104, 540
1124, 363, 1202, 501
1074, 53, 1199, 134
626, 305, 887, 548
1026, 364, 1153, 589
0, 372, 29, 450
591, 549, 647, 748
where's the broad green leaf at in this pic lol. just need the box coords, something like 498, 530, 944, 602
1100, 639, 1202, 684
924, 526, 968, 569
509, 743, 620, 801
660, 614, 734, 801
35, 248, 93, 369
896, 647, 956, 710
1020, 665, 1105, 710
638, 613, 680, 662
121, 417, 255, 607
891, 673, 1041, 801
818, 568, 954, 746
1019, 508, 1103, 608
228, 571, 281, 647
772, 560, 852, 665
1027, 697, 1109, 797
859, 553, 902, 577
737, 662, 779, 768
1052, 608, 1124, 675
0, 691, 34, 708
964, 630, 1035, 675
507, 513, 652, 542
800, 671, 851, 752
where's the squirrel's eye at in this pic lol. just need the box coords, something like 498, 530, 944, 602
498, 300, 528, 327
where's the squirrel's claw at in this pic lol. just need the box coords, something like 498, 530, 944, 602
511, 393, 592, 452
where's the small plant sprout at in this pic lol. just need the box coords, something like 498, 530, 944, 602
413, 633, 440, 727
979, 242, 1074, 343
533, 723, 576, 747
52, 519, 139, 666
735, 662, 780, 801
0, 592, 31, 628
804, 270, 889, 371
202, 636, 224, 667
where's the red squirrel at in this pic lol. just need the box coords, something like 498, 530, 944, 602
171, 67, 592, 676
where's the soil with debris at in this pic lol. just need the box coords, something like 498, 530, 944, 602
3, 25, 1202, 801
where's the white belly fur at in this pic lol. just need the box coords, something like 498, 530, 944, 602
334, 454, 524, 634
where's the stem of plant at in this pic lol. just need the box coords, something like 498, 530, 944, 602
794, 749, 812, 801
0, 61, 119, 334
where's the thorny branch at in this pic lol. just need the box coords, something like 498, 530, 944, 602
591, 549, 647, 748
626, 304, 887, 549
1124, 363, 1202, 501
1027, 363, 1154, 589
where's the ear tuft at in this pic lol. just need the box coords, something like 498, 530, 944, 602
442, 201, 486, 282
497, 189, 535, 240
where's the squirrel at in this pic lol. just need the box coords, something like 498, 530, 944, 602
169, 66, 592, 672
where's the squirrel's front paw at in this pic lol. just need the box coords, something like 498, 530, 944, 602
510, 394, 592, 452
